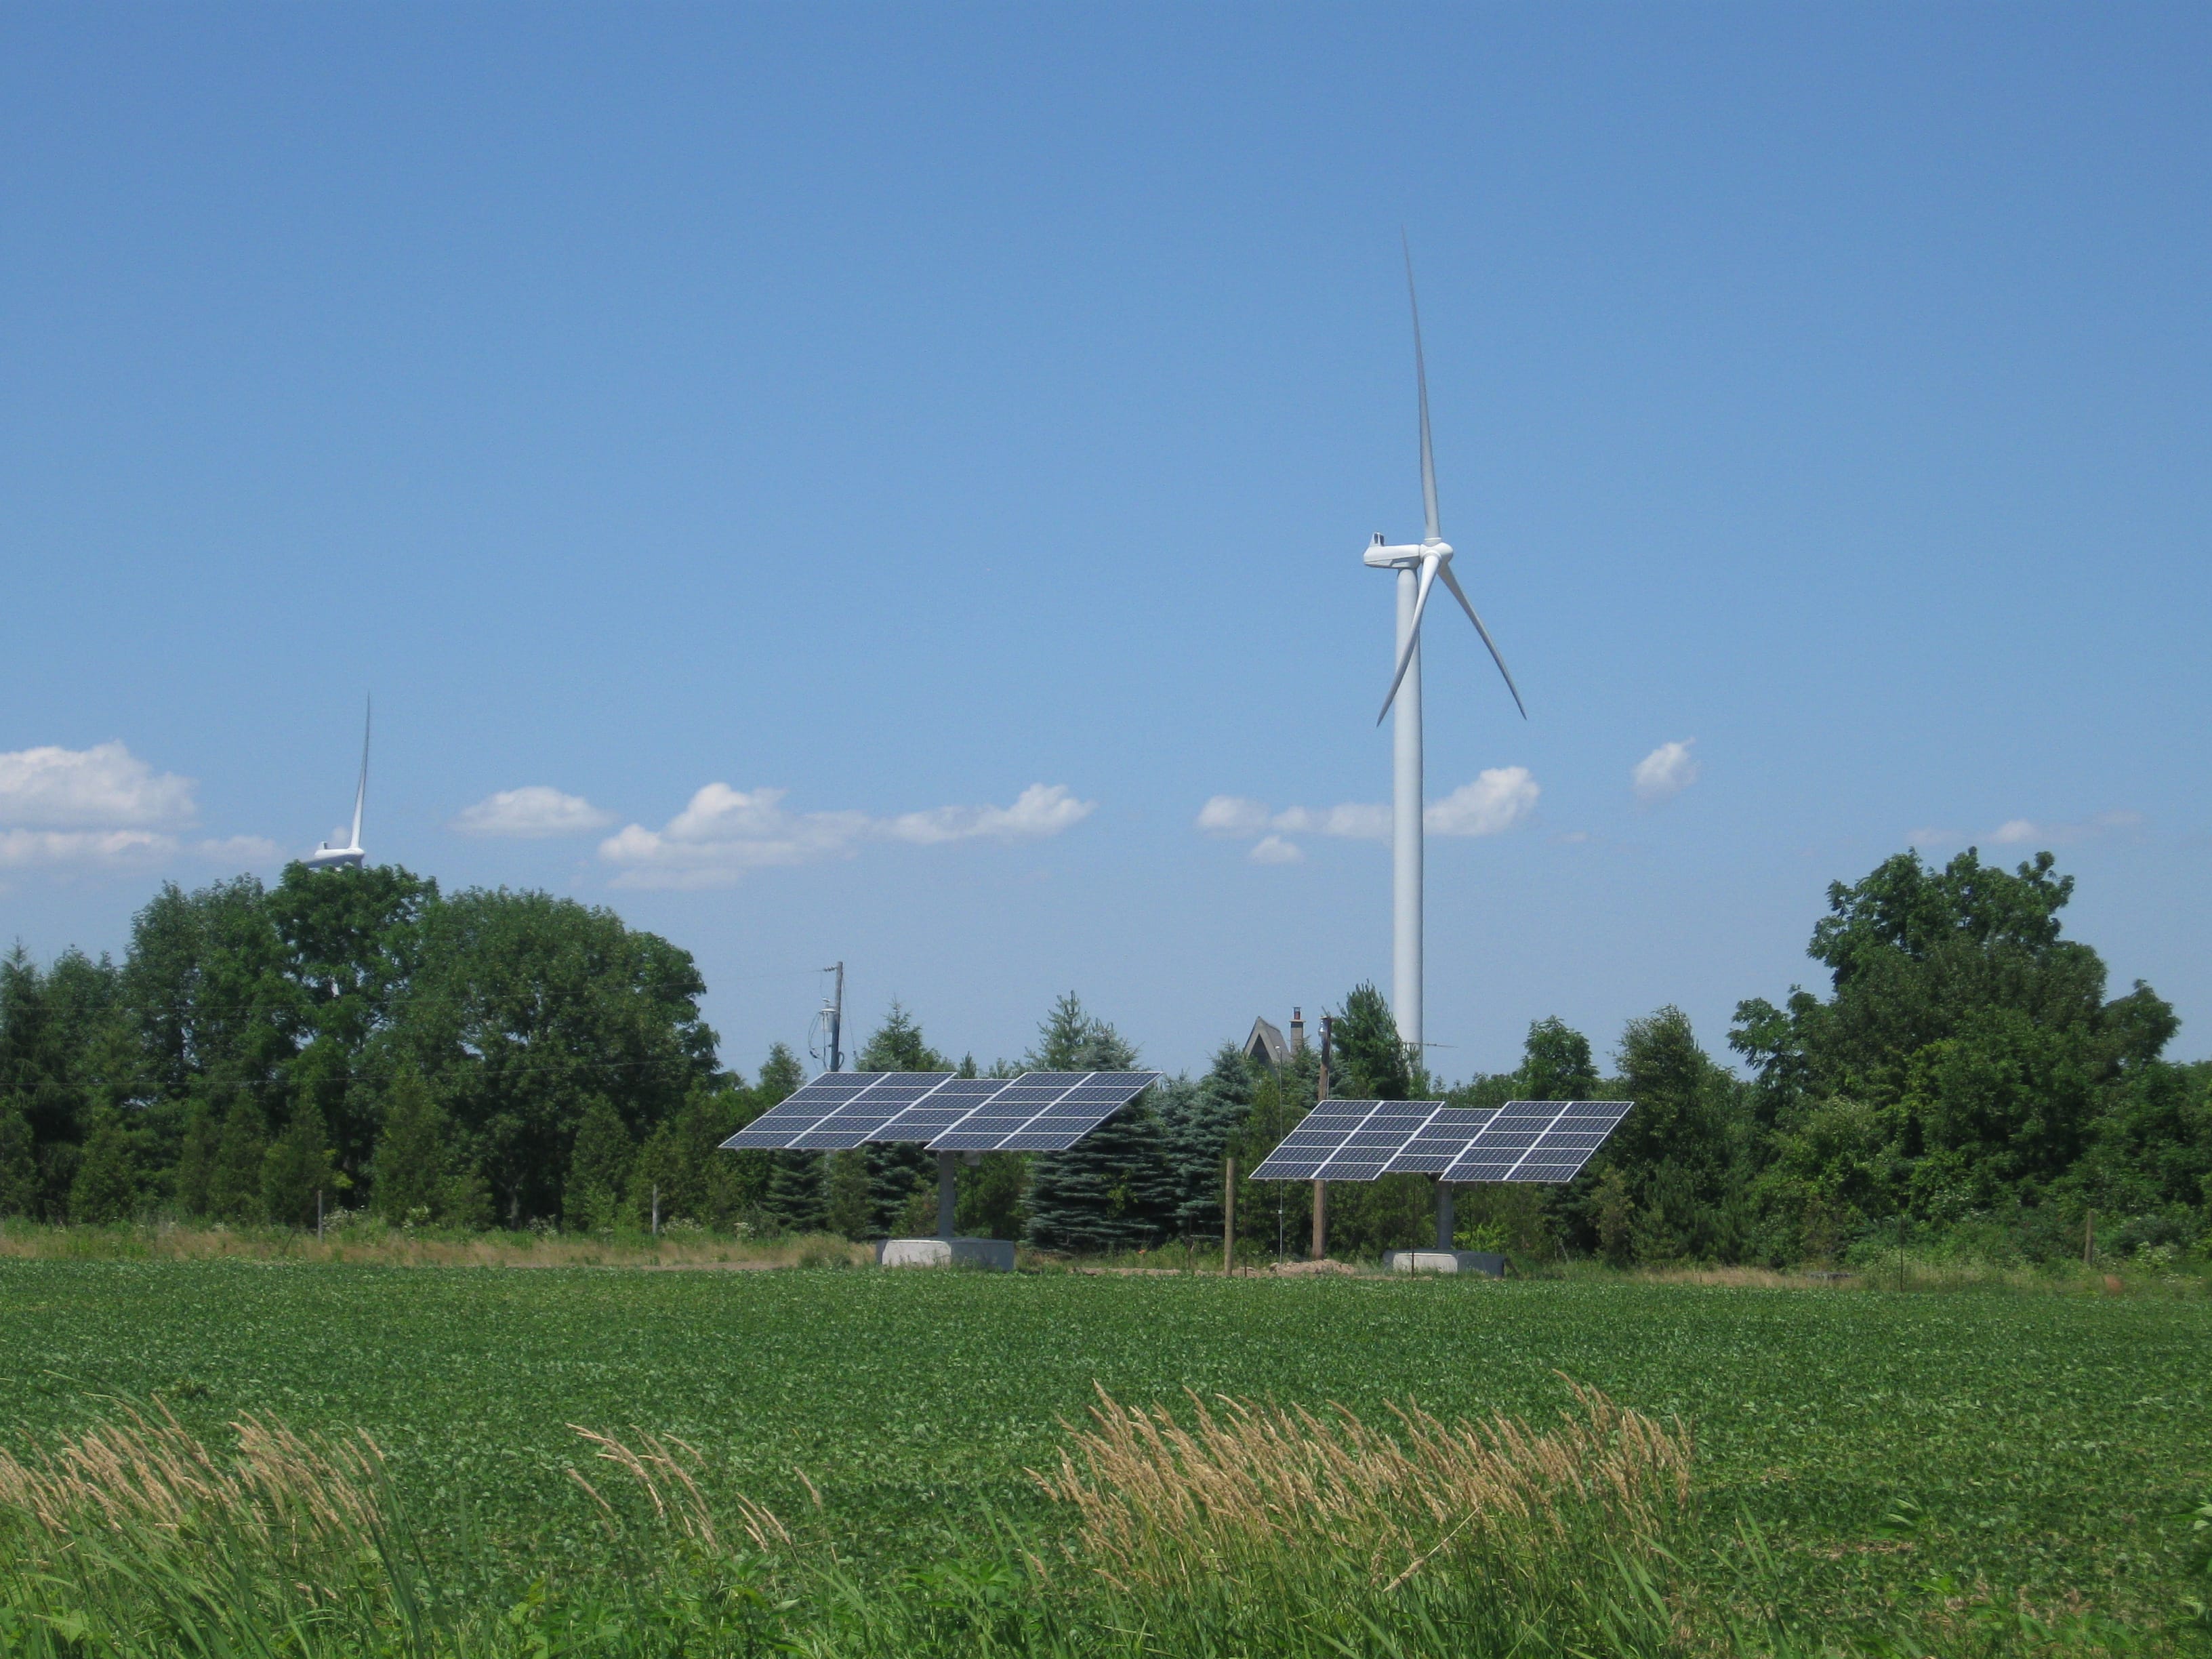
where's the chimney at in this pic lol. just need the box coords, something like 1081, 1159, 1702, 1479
1289, 1007, 1305, 1057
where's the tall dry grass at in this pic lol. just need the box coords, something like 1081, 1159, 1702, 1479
1024, 1380, 1694, 1655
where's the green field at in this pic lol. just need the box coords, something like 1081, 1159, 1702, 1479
1, 1261, 2205, 1653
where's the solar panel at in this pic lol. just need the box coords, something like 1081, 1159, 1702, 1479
721, 1071, 972, 1151
1439, 1099, 1633, 1183
1248, 1101, 1450, 1181
1385, 1106, 1500, 1174
721, 1069, 1166, 1155
926, 1071, 1164, 1153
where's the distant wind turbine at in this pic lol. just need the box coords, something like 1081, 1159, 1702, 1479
1365, 244, 1526, 1057
305, 698, 371, 872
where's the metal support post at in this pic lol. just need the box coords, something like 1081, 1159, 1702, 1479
937, 1152, 958, 1239
1435, 1181, 1454, 1252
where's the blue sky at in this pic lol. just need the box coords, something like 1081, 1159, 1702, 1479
3, 5, 2207, 1080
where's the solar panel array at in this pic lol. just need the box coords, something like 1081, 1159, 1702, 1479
1250, 1098, 1633, 1185
1440, 1100, 1633, 1183
720, 1071, 1164, 1155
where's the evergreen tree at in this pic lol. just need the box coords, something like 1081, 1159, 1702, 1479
372, 1067, 453, 1222
1332, 983, 1416, 1099
69, 1109, 139, 1223
756, 1044, 804, 1103
1163, 1045, 1253, 1237
565, 1096, 633, 1231
825, 1148, 874, 1238
262, 1100, 334, 1229
0, 1106, 37, 1218
207, 1097, 268, 1223
173, 1100, 218, 1216
766, 1152, 829, 1233
1024, 994, 1174, 1254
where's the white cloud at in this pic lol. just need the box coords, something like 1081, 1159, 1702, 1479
1425, 768, 1540, 836
886, 783, 1094, 845
1273, 802, 1393, 840
0, 828, 174, 869
0, 742, 196, 829
1197, 770, 1539, 857
453, 786, 617, 838
1987, 809, 2142, 848
1196, 796, 1271, 837
600, 782, 1096, 890
194, 836, 281, 863
1631, 740, 1700, 806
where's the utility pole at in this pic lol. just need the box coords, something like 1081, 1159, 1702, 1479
1311, 1015, 1332, 1260
823, 962, 844, 1074
1223, 1153, 1236, 1276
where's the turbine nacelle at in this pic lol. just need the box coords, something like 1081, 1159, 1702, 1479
1364, 535, 1447, 571
306, 697, 372, 872
304, 844, 365, 872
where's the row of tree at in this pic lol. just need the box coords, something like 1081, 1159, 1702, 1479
3, 847, 2207, 1264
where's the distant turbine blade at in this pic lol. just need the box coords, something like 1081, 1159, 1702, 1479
1376, 554, 1441, 724
1436, 562, 1528, 720
350, 696, 371, 848
1404, 233, 1440, 545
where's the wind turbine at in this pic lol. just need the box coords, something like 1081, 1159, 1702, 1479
1365, 247, 1525, 1060
305, 698, 371, 871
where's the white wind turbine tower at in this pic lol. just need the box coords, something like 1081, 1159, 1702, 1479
1366, 249, 1525, 1060
305, 698, 371, 871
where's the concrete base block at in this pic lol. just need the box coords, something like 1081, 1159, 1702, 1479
876, 1237, 1017, 1271
1385, 1250, 1506, 1277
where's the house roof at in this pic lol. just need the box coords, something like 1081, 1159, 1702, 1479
1243, 1016, 1288, 1068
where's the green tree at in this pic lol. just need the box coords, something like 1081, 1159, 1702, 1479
564, 1096, 634, 1231
207, 1097, 268, 1223
173, 1099, 218, 1216
1024, 994, 1174, 1254
855, 1002, 952, 1231
1517, 1017, 1600, 1100
262, 1101, 334, 1229
825, 1149, 874, 1238
388, 889, 716, 1223
0, 1105, 36, 1218
371, 1068, 455, 1223
1733, 848, 2179, 1227
1162, 1045, 1253, 1238
266, 861, 436, 1183
764, 1152, 829, 1233
1332, 983, 1416, 1100
68, 1109, 140, 1223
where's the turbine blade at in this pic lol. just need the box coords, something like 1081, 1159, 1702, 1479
350, 696, 371, 848
1404, 232, 1440, 545
1376, 555, 1441, 724
1436, 562, 1528, 720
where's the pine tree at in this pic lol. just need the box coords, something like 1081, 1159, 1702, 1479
207, 1097, 268, 1223
565, 1097, 634, 1231
1163, 1045, 1254, 1237
1023, 994, 1175, 1254
371, 1067, 452, 1223
68, 1109, 138, 1223
173, 1100, 218, 1217
0, 1105, 37, 1218
262, 1100, 334, 1229
766, 1152, 829, 1233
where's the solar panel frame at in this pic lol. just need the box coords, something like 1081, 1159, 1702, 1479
720, 1069, 1167, 1154
1439, 1100, 1633, 1184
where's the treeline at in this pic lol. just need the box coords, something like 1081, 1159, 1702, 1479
3, 847, 2208, 1265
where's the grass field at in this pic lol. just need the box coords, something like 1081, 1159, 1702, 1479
0, 1258, 2205, 1654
